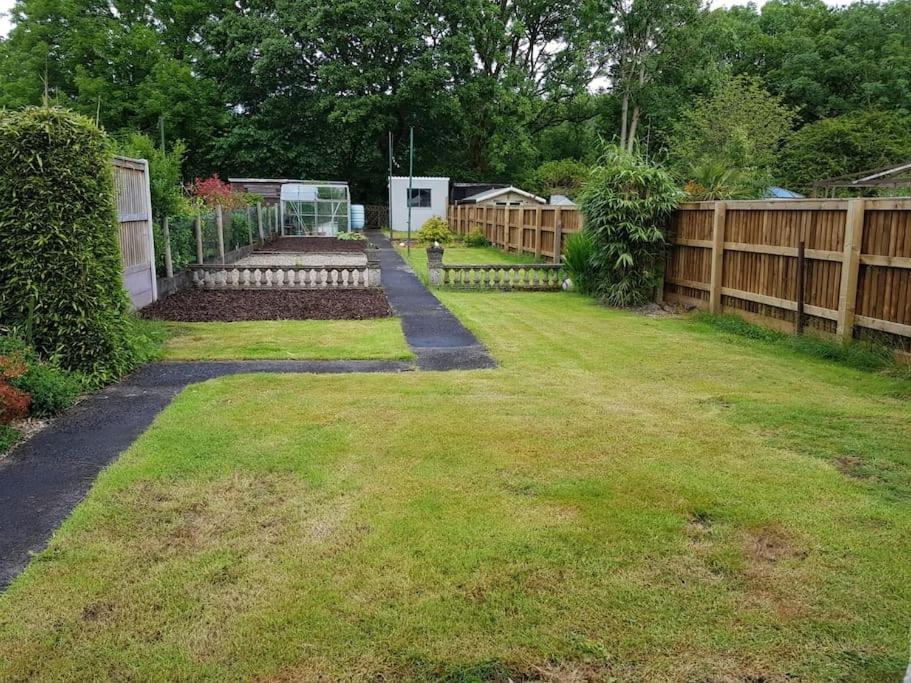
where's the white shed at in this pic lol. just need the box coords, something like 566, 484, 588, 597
388, 176, 449, 233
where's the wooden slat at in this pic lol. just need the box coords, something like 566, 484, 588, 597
859, 254, 911, 269
721, 287, 839, 321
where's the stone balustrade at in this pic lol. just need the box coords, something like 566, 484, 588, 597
189, 256, 380, 290
427, 247, 566, 291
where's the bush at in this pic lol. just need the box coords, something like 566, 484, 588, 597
561, 232, 598, 295
0, 107, 136, 381
578, 146, 682, 306
417, 217, 453, 244
13, 364, 82, 417
463, 228, 490, 247
0, 331, 84, 417
337, 231, 365, 241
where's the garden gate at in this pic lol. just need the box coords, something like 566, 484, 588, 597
113, 156, 157, 309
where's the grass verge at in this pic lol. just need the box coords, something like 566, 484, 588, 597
162, 319, 413, 361
398, 244, 541, 283
0, 293, 909, 680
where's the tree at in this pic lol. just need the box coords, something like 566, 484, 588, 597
589, 0, 703, 152
779, 111, 911, 193
525, 159, 590, 199
670, 75, 796, 188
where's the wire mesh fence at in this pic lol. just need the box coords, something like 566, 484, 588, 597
153, 204, 282, 277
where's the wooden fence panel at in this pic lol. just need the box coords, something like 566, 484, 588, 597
447, 203, 582, 262
113, 156, 156, 309
664, 199, 911, 349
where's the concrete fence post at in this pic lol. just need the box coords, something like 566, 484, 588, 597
194, 213, 204, 265
161, 216, 174, 278
216, 204, 226, 264
427, 244, 445, 286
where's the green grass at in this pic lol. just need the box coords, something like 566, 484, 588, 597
0, 425, 18, 455
398, 244, 541, 283
1, 293, 910, 681
162, 320, 413, 361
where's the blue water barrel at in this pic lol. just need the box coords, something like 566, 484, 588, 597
351, 204, 365, 230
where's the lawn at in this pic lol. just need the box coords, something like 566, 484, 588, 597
162, 320, 413, 361
1, 293, 910, 681
397, 243, 540, 283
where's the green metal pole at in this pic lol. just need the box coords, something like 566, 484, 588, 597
407, 127, 413, 256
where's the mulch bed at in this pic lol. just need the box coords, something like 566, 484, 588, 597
142, 289, 393, 322
258, 237, 366, 253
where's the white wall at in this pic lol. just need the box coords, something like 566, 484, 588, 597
389, 176, 449, 233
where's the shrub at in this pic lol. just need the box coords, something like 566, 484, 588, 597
578, 146, 682, 306
561, 232, 598, 295
13, 364, 82, 417
0, 382, 30, 423
417, 217, 453, 244
463, 228, 490, 247
0, 107, 136, 381
337, 231, 365, 241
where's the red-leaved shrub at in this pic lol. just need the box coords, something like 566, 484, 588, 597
0, 381, 30, 423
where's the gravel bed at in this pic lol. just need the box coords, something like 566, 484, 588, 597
258, 237, 366, 253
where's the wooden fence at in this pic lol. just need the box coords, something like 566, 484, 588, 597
448, 204, 582, 261
113, 156, 156, 309
663, 199, 911, 348
446, 199, 911, 348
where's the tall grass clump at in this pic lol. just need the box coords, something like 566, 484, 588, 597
562, 232, 598, 295
693, 312, 907, 375
578, 146, 682, 306
0, 107, 144, 383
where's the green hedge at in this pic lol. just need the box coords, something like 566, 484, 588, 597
0, 107, 136, 381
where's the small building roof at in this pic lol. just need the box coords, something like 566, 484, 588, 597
549, 194, 577, 206
457, 185, 546, 205
765, 186, 804, 199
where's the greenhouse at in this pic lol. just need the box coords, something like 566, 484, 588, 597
280, 182, 351, 236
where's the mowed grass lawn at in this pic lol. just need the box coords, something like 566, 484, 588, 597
398, 243, 540, 283
162, 319, 413, 361
1, 292, 910, 681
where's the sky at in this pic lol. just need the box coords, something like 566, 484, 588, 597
0, 0, 861, 39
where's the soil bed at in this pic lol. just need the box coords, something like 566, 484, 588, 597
142, 289, 392, 322
259, 237, 366, 254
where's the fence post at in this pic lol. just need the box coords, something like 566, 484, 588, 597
161, 216, 174, 278
708, 201, 727, 313
836, 198, 865, 341
534, 206, 542, 259
195, 213, 204, 265
247, 206, 254, 245
553, 208, 563, 263
216, 204, 226, 263
257, 203, 264, 242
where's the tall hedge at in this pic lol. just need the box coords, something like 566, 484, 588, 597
0, 107, 135, 381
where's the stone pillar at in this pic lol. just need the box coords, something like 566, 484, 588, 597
427, 244, 444, 286
366, 249, 381, 287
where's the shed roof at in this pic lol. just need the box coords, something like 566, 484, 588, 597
458, 186, 546, 205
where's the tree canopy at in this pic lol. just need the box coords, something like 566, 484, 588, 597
1, 0, 908, 201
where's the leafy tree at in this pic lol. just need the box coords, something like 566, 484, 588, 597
670, 75, 796, 188
115, 133, 190, 220
578, 145, 682, 306
525, 159, 590, 199
779, 110, 911, 193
